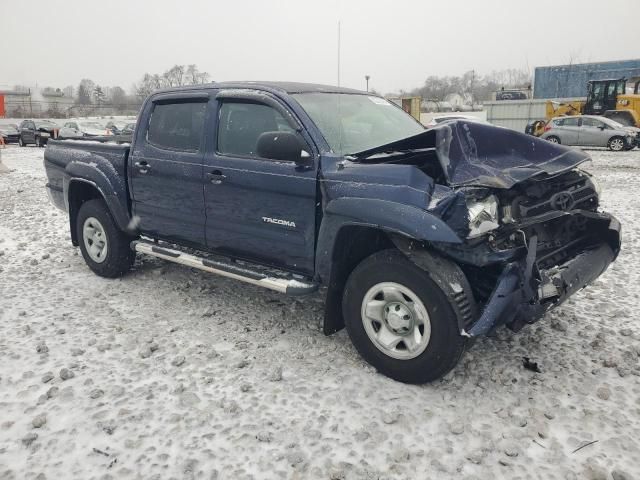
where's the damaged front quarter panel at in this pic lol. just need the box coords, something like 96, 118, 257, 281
350, 120, 621, 338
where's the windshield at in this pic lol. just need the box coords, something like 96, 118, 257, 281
81, 122, 105, 130
0, 124, 18, 131
293, 93, 425, 155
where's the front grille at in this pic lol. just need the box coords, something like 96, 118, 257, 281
506, 171, 598, 221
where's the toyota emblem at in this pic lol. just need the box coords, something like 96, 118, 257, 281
550, 191, 575, 211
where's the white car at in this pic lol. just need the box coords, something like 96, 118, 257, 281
541, 115, 639, 151
59, 121, 112, 139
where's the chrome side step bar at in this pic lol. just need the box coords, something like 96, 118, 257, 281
131, 240, 318, 296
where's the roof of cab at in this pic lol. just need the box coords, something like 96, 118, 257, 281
153, 81, 367, 96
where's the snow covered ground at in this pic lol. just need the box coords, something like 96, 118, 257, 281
0, 145, 639, 480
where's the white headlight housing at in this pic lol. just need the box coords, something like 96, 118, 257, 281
467, 195, 499, 239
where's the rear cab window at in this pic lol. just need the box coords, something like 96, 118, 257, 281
147, 101, 207, 152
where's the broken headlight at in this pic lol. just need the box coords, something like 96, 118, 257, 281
466, 195, 499, 239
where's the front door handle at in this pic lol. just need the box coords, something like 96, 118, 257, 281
134, 160, 150, 174
207, 170, 226, 185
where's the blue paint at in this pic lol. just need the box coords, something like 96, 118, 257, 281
534, 59, 640, 99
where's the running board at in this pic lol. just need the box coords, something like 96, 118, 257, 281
131, 241, 318, 296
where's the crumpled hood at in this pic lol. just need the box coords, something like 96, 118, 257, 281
351, 120, 591, 189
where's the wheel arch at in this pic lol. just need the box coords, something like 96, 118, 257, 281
319, 222, 474, 337
67, 179, 132, 246
320, 224, 396, 335
67, 179, 106, 246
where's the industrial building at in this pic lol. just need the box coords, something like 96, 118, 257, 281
533, 59, 640, 99
0, 86, 74, 118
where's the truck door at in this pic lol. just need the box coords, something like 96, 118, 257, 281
20, 120, 35, 144
203, 95, 317, 275
129, 96, 208, 245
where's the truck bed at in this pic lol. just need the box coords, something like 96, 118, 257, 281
44, 139, 131, 226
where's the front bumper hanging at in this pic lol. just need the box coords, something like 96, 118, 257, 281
465, 214, 621, 336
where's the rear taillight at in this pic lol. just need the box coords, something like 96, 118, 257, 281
543, 124, 551, 132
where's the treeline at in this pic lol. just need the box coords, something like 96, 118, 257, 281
45, 64, 212, 118
403, 68, 531, 103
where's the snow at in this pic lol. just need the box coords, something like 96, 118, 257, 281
1, 145, 639, 479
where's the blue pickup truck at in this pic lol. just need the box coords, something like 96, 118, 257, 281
44, 82, 621, 383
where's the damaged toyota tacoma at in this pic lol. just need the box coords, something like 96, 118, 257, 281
43, 82, 621, 384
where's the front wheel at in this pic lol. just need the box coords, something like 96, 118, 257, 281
608, 136, 626, 151
18, 137, 25, 147
342, 249, 466, 384
76, 199, 136, 278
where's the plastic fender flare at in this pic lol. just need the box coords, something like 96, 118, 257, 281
324, 197, 462, 244
391, 235, 478, 333
64, 165, 131, 233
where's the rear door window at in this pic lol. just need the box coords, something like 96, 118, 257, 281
147, 101, 207, 152
563, 117, 579, 127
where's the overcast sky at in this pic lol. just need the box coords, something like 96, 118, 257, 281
3, 0, 638, 94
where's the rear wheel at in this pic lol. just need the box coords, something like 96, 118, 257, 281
546, 136, 560, 144
76, 199, 135, 278
342, 249, 466, 384
608, 136, 625, 151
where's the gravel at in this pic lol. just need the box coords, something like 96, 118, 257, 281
59, 368, 74, 381
32, 414, 46, 429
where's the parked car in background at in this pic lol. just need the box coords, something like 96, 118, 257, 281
18, 119, 60, 147
541, 115, 639, 151
121, 122, 136, 135
425, 114, 486, 128
0, 123, 20, 144
59, 121, 113, 140
105, 120, 131, 135
496, 90, 528, 101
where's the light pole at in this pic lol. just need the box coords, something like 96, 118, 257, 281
365, 75, 370, 92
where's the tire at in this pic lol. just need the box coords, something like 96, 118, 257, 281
35, 136, 42, 148
18, 136, 25, 147
546, 136, 560, 144
76, 199, 135, 278
608, 136, 625, 152
342, 249, 466, 384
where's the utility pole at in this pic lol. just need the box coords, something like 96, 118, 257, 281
365, 75, 370, 92
470, 69, 475, 108
337, 21, 341, 86
29, 88, 33, 117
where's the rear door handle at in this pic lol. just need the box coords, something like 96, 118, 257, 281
207, 170, 226, 184
134, 160, 150, 173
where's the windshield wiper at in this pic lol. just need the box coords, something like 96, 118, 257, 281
350, 146, 436, 161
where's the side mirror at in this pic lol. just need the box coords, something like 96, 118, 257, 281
256, 131, 310, 164
599, 125, 605, 130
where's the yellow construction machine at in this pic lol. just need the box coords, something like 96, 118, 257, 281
546, 78, 640, 127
